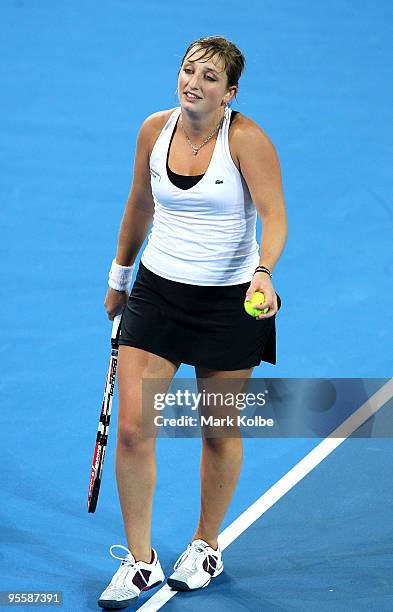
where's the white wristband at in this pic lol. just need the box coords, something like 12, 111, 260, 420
108, 258, 135, 292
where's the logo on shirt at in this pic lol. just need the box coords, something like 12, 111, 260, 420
215, 179, 224, 184
150, 169, 161, 181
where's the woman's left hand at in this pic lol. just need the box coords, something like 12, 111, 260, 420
245, 272, 278, 319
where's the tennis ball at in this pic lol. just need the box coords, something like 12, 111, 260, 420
244, 291, 269, 317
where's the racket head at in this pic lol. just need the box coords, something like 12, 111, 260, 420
88, 477, 101, 513
87, 439, 103, 512
87, 314, 122, 513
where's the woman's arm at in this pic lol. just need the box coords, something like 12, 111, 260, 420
114, 117, 157, 267
233, 116, 288, 318
234, 116, 288, 272
104, 113, 166, 319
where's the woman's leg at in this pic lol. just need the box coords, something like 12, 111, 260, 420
192, 367, 253, 549
116, 345, 179, 562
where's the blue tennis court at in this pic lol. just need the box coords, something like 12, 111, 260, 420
1, 1, 392, 610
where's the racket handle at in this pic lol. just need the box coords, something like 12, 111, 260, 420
111, 314, 122, 340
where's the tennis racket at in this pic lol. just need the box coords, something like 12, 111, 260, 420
87, 314, 122, 513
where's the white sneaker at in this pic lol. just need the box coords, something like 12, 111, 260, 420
167, 539, 224, 591
98, 544, 164, 609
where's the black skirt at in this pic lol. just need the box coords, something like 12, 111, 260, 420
118, 261, 282, 371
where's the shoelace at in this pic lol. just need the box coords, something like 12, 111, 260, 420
174, 543, 210, 576
106, 544, 147, 596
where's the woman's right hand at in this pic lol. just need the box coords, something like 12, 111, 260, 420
104, 287, 128, 320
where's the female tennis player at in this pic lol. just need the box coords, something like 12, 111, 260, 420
98, 35, 287, 609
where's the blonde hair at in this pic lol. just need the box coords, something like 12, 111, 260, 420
180, 35, 245, 88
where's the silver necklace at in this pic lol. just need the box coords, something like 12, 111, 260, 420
179, 113, 225, 156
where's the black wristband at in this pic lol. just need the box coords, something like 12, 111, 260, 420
253, 266, 272, 278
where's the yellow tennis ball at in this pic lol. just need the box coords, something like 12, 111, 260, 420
244, 291, 269, 317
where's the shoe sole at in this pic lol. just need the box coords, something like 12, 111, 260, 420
167, 565, 223, 591
98, 579, 163, 609
98, 598, 136, 610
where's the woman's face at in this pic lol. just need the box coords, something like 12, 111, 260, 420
178, 47, 235, 114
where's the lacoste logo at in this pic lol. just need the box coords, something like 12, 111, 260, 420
215, 179, 224, 184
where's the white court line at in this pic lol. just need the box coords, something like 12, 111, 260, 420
137, 379, 393, 611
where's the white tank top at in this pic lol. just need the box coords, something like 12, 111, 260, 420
141, 106, 260, 285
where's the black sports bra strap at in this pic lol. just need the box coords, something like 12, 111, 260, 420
229, 109, 239, 127
166, 109, 239, 190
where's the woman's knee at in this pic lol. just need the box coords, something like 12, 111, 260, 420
117, 420, 142, 448
117, 420, 154, 449
202, 434, 243, 453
